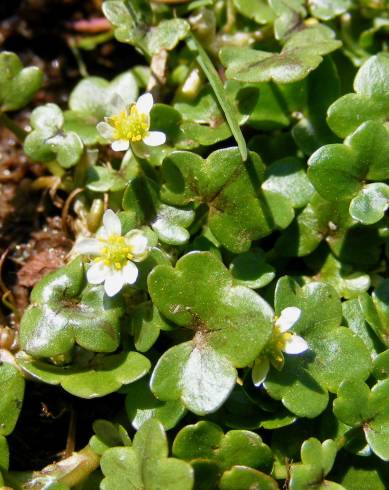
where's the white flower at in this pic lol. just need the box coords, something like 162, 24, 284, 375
252, 307, 309, 387
74, 209, 149, 297
97, 93, 166, 152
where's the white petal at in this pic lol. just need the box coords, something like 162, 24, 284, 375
103, 209, 121, 236
125, 230, 148, 257
111, 139, 130, 152
252, 357, 270, 387
122, 261, 139, 285
108, 93, 126, 115
143, 131, 166, 147
87, 261, 110, 285
284, 334, 309, 354
104, 270, 126, 297
276, 307, 301, 332
73, 238, 103, 256
136, 93, 153, 115
96, 121, 115, 141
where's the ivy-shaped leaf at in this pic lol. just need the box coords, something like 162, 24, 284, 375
100, 418, 194, 490
308, 121, 389, 224
64, 71, 138, 145
327, 53, 389, 138
334, 378, 389, 461
269, 0, 306, 40
17, 350, 150, 399
264, 277, 371, 417
0, 51, 43, 112
173, 421, 273, 472
161, 148, 294, 253
0, 362, 25, 436
220, 25, 341, 84
90, 419, 131, 455
122, 175, 195, 246
103, 1, 189, 55
24, 103, 84, 168
19, 258, 124, 358
289, 438, 345, 489
125, 376, 186, 430
148, 252, 273, 414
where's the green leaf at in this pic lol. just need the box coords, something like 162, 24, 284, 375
349, 183, 389, 225
308, 121, 389, 201
145, 19, 190, 55
292, 57, 341, 154
64, 71, 138, 145
265, 277, 371, 417
233, 0, 275, 24
100, 419, 194, 490
0, 362, 25, 436
0, 435, 9, 472
359, 279, 389, 348
0, 51, 43, 112
219, 466, 279, 490
289, 438, 344, 489
161, 148, 293, 253
90, 419, 131, 455
220, 25, 341, 84
263, 157, 314, 208
334, 378, 389, 461
327, 53, 389, 138
17, 350, 150, 399
24, 103, 84, 168
309, 0, 351, 20
148, 252, 273, 414
125, 376, 186, 430
229, 249, 275, 289
132, 302, 174, 353
173, 421, 273, 472
19, 258, 124, 357
269, 0, 306, 40
187, 35, 247, 161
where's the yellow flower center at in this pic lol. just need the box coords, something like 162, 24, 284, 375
108, 105, 149, 142
265, 326, 293, 363
96, 235, 134, 270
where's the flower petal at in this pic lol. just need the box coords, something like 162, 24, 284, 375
96, 121, 115, 141
104, 269, 126, 297
108, 93, 126, 115
122, 261, 139, 285
276, 306, 301, 332
103, 209, 121, 236
252, 357, 270, 387
136, 93, 153, 115
284, 334, 309, 354
125, 230, 148, 258
73, 238, 103, 256
143, 131, 166, 147
111, 139, 130, 152
87, 261, 110, 285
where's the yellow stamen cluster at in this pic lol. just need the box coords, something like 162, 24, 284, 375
108, 105, 149, 142
96, 235, 134, 270
265, 326, 292, 364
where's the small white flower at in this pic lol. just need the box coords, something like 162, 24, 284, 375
97, 93, 166, 152
252, 307, 308, 387
73, 209, 149, 297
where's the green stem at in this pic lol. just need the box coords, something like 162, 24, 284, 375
0, 113, 28, 141
6, 445, 100, 489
